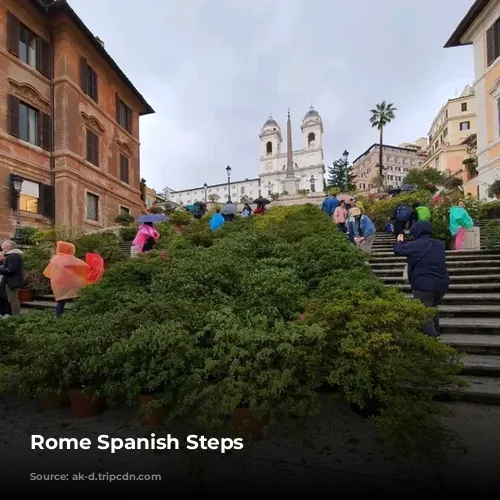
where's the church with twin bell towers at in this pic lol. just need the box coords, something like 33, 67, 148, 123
259, 107, 326, 197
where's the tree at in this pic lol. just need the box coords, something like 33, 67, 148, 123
369, 101, 397, 179
240, 195, 250, 204
208, 194, 220, 203
327, 159, 356, 192
403, 167, 444, 194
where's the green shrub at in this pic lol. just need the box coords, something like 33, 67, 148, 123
74, 233, 124, 263
366, 190, 432, 230
484, 221, 500, 251
16, 226, 39, 245
169, 210, 192, 226
478, 201, 500, 220
4, 204, 465, 453
119, 225, 138, 242
114, 213, 135, 226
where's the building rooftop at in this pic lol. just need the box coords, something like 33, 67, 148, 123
444, 0, 490, 48
352, 143, 425, 165
30, 0, 154, 115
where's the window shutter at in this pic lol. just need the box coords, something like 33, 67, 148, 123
487, 26, 495, 66
39, 184, 54, 218
40, 112, 51, 151
9, 174, 19, 211
94, 133, 99, 166
86, 129, 92, 163
91, 69, 98, 103
7, 95, 20, 138
80, 57, 88, 93
126, 108, 131, 132
36, 37, 51, 78
116, 93, 120, 122
7, 12, 19, 57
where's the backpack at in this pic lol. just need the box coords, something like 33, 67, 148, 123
396, 204, 411, 222
416, 206, 431, 221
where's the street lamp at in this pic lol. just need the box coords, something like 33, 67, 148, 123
11, 174, 23, 243
343, 150, 349, 163
226, 166, 232, 202
203, 182, 208, 203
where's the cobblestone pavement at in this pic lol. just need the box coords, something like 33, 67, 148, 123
1, 396, 499, 493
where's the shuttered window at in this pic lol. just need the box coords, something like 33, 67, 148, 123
86, 129, 99, 167
116, 94, 131, 132
80, 57, 98, 103
7, 12, 50, 77
119, 154, 129, 184
7, 95, 51, 150
487, 18, 500, 67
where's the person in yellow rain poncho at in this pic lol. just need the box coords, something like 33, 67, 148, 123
43, 241, 104, 317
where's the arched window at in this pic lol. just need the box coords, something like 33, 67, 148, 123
266, 141, 272, 155
308, 132, 316, 146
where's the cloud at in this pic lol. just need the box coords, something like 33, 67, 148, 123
68, 0, 475, 191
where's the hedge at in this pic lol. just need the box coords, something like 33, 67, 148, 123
0, 205, 464, 453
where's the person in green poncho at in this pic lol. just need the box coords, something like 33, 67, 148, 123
449, 201, 474, 252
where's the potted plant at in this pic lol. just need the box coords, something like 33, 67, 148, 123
198, 315, 325, 441
487, 180, 500, 200
68, 385, 105, 418
20, 270, 47, 302
100, 322, 205, 427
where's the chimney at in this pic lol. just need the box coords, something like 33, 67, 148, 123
95, 36, 105, 48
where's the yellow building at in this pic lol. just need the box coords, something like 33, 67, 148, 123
422, 85, 477, 194
445, 0, 500, 199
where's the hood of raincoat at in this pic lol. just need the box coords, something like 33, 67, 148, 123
410, 221, 433, 239
56, 241, 76, 256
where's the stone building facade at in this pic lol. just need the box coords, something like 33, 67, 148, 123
0, 0, 154, 238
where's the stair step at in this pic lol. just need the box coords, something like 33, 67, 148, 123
36, 295, 55, 301
441, 334, 500, 354
373, 250, 500, 258
439, 305, 500, 316
461, 354, 500, 376
383, 274, 500, 283
21, 300, 73, 310
405, 293, 500, 305
440, 317, 500, 334
393, 283, 500, 292
375, 267, 499, 276
373, 260, 500, 268
373, 253, 500, 261
445, 376, 500, 405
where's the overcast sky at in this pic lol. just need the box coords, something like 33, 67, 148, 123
69, 0, 475, 192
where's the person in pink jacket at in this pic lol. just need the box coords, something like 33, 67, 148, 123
333, 200, 348, 233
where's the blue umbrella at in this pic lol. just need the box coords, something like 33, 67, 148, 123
136, 214, 169, 223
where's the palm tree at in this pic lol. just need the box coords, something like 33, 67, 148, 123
369, 101, 397, 180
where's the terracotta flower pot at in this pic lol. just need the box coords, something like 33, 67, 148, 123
40, 393, 70, 410
139, 395, 167, 427
496, 193, 500, 200
18, 289, 35, 302
69, 389, 105, 418
230, 408, 269, 441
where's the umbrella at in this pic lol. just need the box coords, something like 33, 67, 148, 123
253, 196, 270, 206
220, 202, 237, 215
136, 213, 169, 223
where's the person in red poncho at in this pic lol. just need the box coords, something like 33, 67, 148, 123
43, 241, 104, 317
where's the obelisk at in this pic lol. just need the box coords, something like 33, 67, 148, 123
282, 109, 298, 195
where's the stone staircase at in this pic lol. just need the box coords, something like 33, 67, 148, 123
21, 294, 72, 314
370, 229, 500, 404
